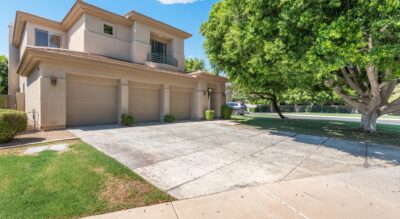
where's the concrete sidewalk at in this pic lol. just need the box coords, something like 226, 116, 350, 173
84, 166, 400, 219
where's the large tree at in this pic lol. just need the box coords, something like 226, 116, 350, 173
0, 55, 7, 95
201, 0, 310, 119
185, 57, 206, 73
203, 0, 400, 132
277, 0, 400, 132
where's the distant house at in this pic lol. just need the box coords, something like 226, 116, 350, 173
8, 0, 227, 130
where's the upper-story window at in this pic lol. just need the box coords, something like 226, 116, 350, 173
103, 22, 114, 36
35, 29, 61, 48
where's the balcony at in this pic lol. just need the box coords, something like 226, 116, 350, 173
147, 53, 178, 67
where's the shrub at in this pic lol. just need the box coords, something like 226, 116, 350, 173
164, 114, 175, 123
121, 114, 134, 126
221, 105, 233, 119
204, 110, 215, 121
0, 109, 28, 143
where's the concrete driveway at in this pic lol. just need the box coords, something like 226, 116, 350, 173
70, 120, 400, 199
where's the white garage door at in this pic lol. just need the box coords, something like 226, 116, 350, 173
129, 82, 161, 122
170, 87, 191, 120
67, 75, 118, 126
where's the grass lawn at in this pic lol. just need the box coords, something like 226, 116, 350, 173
234, 115, 400, 146
255, 112, 400, 119
0, 140, 174, 219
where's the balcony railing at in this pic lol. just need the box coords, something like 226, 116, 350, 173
147, 53, 178, 67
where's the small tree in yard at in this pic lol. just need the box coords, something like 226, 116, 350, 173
0, 55, 8, 94
279, 0, 400, 132
185, 57, 206, 73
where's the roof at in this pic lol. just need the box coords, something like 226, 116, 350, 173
12, 0, 192, 47
188, 71, 228, 82
17, 47, 227, 83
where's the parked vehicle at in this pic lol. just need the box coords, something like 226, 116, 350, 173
226, 102, 247, 115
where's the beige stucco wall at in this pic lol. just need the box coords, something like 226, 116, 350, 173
83, 14, 131, 61
20, 22, 67, 57
131, 20, 185, 72
24, 60, 224, 129
24, 68, 41, 127
8, 25, 20, 100
67, 14, 85, 51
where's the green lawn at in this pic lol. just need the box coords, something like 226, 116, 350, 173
234, 115, 400, 146
254, 112, 400, 119
0, 141, 174, 219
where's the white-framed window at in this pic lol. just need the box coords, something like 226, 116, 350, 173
102, 22, 114, 36
35, 28, 61, 48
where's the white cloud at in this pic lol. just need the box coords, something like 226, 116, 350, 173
158, 0, 198, 5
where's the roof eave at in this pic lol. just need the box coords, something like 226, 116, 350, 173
126, 10, 192, 39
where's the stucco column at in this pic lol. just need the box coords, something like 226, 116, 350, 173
118, 79, 129, 124
192, 79, 207, 120
40, 76, 66, 130
160, 84, 170, 121
214, 83, 225, 118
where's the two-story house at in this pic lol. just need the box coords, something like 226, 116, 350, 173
8, 0, 227, 130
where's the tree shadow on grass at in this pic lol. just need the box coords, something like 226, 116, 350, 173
233, 115, 400, 166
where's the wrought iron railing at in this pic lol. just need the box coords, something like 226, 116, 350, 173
147, 53, 178, 67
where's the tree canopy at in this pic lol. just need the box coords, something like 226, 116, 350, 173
184, 57, 206, 73
201, 0, 315, 118
202, 0, 400, 132
0, 55, 8, 95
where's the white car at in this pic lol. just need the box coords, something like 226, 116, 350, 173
226, 102, 247, 115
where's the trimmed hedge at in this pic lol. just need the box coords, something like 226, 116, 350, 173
0, 109, 28, 143
121, 114, 134, 126
164, 114, 176, 123
221, 105, 233, 119
205, 110, 215, 121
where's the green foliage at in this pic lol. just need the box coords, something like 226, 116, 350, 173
204, 110, 215, 121
201, 0, 315, 106
163, 114, 176, 123
0, 109, 27, 143
0, 55, 7, 95
221, 105, 233, 119
0, 142, 174, 218
121, 114, 134, 126
203, 0, 400, 127
185, 57, 206, 73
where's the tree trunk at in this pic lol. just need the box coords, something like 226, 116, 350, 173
271, 95, 286, 119
360, 112, 379, 133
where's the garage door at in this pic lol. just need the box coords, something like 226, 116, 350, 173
129, 82, 161, 122
170, 87, 191, 120
67, 75, 118, 126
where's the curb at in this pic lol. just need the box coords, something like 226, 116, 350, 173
0, 137, 80, 150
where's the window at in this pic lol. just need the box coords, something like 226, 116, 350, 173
150, 39, 167, 63
35, 29, 61, 48
103, 23, 114, 36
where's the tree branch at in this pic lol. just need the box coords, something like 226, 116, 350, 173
381, 97, 400, 115
333, 85, 367, 113
380, 79, 398, 106
341, 67, 366, 96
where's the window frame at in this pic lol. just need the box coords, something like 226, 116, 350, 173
102, 22, 115, 36
34, 28, 62, 48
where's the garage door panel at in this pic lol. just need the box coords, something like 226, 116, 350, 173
170, 90, 191, 120
67, 76, 118, 126
129, 87, 160, 122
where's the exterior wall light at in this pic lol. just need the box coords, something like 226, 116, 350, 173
207, 88, 213, 97
51, 77, 57, 86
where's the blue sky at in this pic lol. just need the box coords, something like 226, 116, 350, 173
0, 0, 218, 68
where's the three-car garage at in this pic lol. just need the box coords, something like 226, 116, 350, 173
66, 75, 193, 126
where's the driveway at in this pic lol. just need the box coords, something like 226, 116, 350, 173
70, 120, 400, 199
